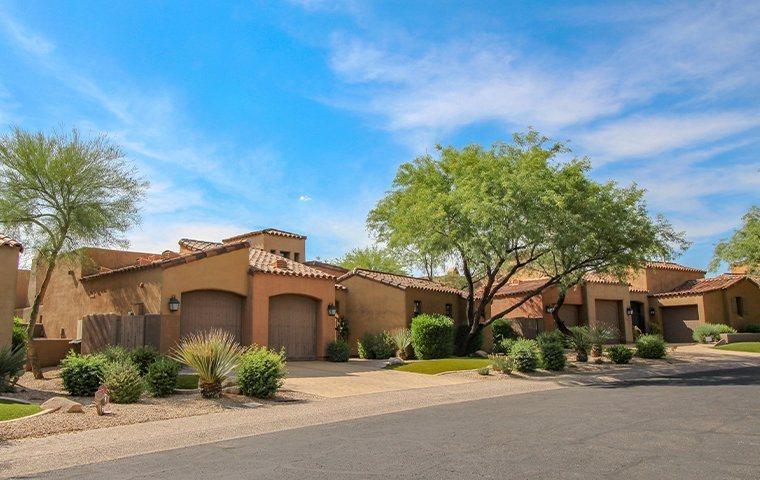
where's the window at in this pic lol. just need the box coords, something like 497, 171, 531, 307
445, 303, 453, 317
735, 297, 744, 316
413, 300, 421, 316
294, 252, 300, 262
280, 251, 290, 259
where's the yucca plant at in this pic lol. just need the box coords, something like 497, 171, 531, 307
388, 328, 413, 359
588, 326, 615, 357
0, 345, 26, 392
171, 329, 243, 398
569, 326, 591, 362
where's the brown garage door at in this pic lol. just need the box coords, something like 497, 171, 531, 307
268, 295, 317, 360
662, 305, 700, 343
558, 305, 582, 328
595, 299, 624, 342
180, 290, 243, 343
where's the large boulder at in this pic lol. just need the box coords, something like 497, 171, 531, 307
387, 357, 405, 366
41, 397, 84, 413
474, 350, 489, 358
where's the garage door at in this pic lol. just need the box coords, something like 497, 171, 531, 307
558, 305, 582, 328
180, 290, 243, 343
268, 295, 317, 360
595, 299, 624, 342
661, 305, 700, 343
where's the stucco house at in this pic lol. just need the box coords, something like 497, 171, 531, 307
1, 235, 23, 348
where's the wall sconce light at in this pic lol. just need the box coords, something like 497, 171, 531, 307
327, 303, 337, 316
626, 306, 634, 316
413, 300, 421, 316
545, 304, 555, 314
649, 307, 656, 317
168, 295, 180, 312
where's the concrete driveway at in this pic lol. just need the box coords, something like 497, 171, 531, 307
283, 359, 474, 398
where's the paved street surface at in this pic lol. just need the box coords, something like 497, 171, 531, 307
34, 366, 760, 480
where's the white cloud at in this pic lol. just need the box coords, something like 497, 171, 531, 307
298, 194, 312, 201
0, 13, 54, 56
127, 220, 250, 254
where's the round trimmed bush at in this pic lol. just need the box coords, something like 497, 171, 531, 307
237, 346, 287, 398
454, 324, 483, 355
411, 314, 454, 359
539, 341, 566, 371
509, 339, 539, 372
327, 340, 349, 362
145, 357, 180, 397
60, 352, 107, 396
635, 334, 667, 359
129, 345, 160, 375
103, 361, 144, 403
606, 345, 634, 364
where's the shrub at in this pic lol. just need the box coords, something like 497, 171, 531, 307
495, 337, 517, 355
488, 354, 513, 374
411, 314, 454, 359
606, 345, 634, 364
101, 345, 130, 364
357, 332, 396, 359
237, 346, 287, 398
326, 340, 349, 362
491, 319, 518, 345
738, 323, 760, 333
129, 345, 160, 375
12, 317, 27, 351
569, 326, 591, 362
103, 361, 144, 403
589, 326, 615, 356
454, 324, 483, 355
0, 345, 26, 392
636, 334, 667, 359
477, 367, 490, 376
509, 339, 539, 372
539, 341, 566, 371
536, 330, 568, 348
388, 328, 413, 359
692, 323, 736, 343
171, 329, 243, 398
60, 351, 107, 396
145, 357, 180, 397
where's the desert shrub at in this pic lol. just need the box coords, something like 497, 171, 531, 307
388, 328, 413, 359
477, 367, 490, 376
539, 341, 566, 371
101, 345, 130, 364
129, 345, 160, 375
606, 345, 634, 364
692, 323, 736, 343
0, 345, 26, 392
411, 314, 454, 359
738, 323, 760, 333
495, 337, 517, 355
491, 319, 518, 345
12, 317, 27, 351
454, 324, 483, 355
569, 326, 591, 362
509, 339, 539, 372
489, 354, 513, 373
171, 329, 243, 398
144, 357, 180, 397
357, 332, 396, 359
636, 334, 667, 359
237, 346, 287, 398
326, 340, 349, 362
60, 351, 107, 396
537, 330, 569, 348
589, 326, 615, 356
103, 361, 143, 403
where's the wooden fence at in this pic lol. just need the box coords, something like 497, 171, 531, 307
81, 313, 162, 354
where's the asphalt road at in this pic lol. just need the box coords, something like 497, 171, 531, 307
33, 367, 760, 480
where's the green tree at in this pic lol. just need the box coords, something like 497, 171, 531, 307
0, 127, 147, 378
368, 130, 684, 354
709, 206, 759, 275
333, 245, 408, 274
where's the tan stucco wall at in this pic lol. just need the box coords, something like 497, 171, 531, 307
724, 280, 760, 329
339, 276, 407, 354
247, 234, 306, 262
649, 294, 705, 334
0, 247, 21, 347
404, 289, 466, 326
630, 268, 704, 294
15, 269, 30, 309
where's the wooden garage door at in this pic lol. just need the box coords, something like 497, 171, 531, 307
662, 305, 700, 343
268, 295, 317, 360
180, 290, 243, 343
558, 305, 582, 328
595, 299, 623, 342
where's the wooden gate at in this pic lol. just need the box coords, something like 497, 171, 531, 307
268, 295, 317, 360
179, 290, 244, 343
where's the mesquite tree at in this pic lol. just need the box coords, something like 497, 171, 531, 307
368, 130, 684, 354
0, 127, 147, 378
709, 206, 759, 275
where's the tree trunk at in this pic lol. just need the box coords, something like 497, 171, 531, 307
551, 291, 572, 336
26, 256, 57, 379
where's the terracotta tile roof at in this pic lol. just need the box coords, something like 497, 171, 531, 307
629, 286, 649, 294
248, 249, 334, 279
335, 283, 347, 291
650, 274, 758, 298
223, 228, 306, 243
492, 278, 553, 298
646, 261, 706, 274
303, 260, 349, 273
583, 272, 627, 286
337, 268, 465, 295
81, 241, 251, 280
178, 238, 221, 252
0, 235, 23, 252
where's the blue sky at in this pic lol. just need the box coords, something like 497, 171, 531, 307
0, 0, 758, 270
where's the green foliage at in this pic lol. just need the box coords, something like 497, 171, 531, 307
103, 361, 143, 403
388, 328, 413, 358
477, 367, 490, 376
738, 323, 760, 333
569, 326, 591, 361
333, 246, 408, 274
326, 340, 349, 362
357, 332, 396, 359
335, 316, 349, 341
606, 345, 634, 364
454, 324, 483, 355
101, 345, 130, 364
488, 354, 513, 374
636, 334, 667, 359
144, 357, 180, 397
60, 352, 107, 396
710, 206, 759, 275
0, 345, 26, 392
129, 345, 160, 375
491, 319, 518, 346
171, 329, 243, 398
12, 317, 27, 351
692, 324, 736, 343
237, 346, 287, 399
536, 330, 569, 348
538, 341, 566, 371
410, 314, 454, 359
589, 326, 615, 356
509, 339, 539, 372
494, 337, 517, 355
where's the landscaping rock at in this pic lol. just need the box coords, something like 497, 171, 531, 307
41, 397, 84, 413
387, 357, 405, 366
242, 401, 263, 408
223, 386, 241, 395
474, 350, 489, 358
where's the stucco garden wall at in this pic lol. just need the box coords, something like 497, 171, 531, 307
0, 246, 20, 347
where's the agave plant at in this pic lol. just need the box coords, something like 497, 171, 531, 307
0, 345, 26, 392
171, 329, 243, 398
388, 328, 413, 359
588, 326, 615, 357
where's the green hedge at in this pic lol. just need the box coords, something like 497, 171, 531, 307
145, 357, 180, 397
327, 340, 349, 362
509, 339, 539, 372
635, 334, 667, 359
103, 361, 144, 403
411, 314, 454, 359
357, 332, 396, 359
538, 341, 566, 371
60, 352, 107, 397
237, 346, 287, 398
606, 345, 634, 364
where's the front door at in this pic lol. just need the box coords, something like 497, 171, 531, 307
631, 301, 646, 334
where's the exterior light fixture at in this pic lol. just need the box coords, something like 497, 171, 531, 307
626, 306, 634, 316
649, 307, 656, 317
327, 303, 337, 316
546, 304, 555, 314
168, 295, 181, 312
413, 300, 421, 316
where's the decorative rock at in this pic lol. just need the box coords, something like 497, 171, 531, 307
387, 357, 405, 366
223, 386, 241, 395
41, 397, 84, 413
242, 401, 263, 408
474, 350, 489, 358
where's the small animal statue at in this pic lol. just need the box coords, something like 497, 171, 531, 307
94, 385, 110, 416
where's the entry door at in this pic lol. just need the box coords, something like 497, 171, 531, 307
268, 295, 318, 360
180, 290, 243, 343
631, 302, 646, 334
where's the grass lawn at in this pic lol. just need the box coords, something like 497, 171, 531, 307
0, 399, 42, 421
176, 374, 199, 389
714, 342, 760, 353
389, 358, 491, 375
